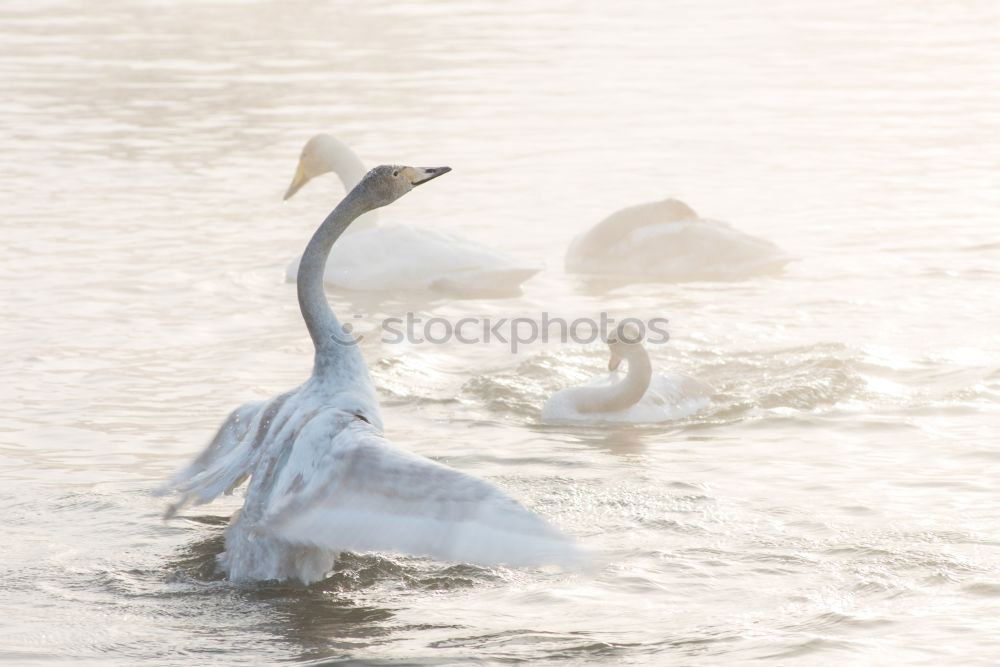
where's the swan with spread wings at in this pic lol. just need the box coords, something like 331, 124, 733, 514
157, 165, 581, 584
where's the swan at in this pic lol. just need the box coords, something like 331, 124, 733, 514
283, 134, 540, 296
565, 198, 791, 282
157, 164, 581, 584
542, 323, 712, 424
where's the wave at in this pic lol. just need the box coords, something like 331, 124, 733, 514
458, 342, 1000, 426
164, 520, 504, 595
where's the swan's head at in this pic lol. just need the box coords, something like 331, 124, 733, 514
284, 134, 365, 200
357, 164, 451, 209
606, 322, 644, 371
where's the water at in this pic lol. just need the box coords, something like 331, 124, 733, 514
2, 0, 999, 663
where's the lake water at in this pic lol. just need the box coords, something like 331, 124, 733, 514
1, 0, 999, 664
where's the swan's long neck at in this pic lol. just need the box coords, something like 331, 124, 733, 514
297, 187, 371, 375
321, 141, 378, 229
324, 145, 367, 192
579, 345, 652, 413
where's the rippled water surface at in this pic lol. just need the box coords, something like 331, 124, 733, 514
2, 0, 999, 664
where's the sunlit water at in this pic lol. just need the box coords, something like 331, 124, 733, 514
2, 0, 999, 664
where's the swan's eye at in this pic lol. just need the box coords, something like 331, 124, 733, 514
392, 170, 399, 177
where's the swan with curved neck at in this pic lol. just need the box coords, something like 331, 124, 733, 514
285, 134, 379, 231
158, 165, 580, 583
566, 198, 792, 283
282, 133, 540, 296
542, 323, 712, 424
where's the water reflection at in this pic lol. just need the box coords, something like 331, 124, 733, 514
541, 425, 655, 456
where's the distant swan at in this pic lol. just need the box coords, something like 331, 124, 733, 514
158, 165, 581, 584
542, 323, 712, 424
566, 198, 791, 282
284, 134, 540, 296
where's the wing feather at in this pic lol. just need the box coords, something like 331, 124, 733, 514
261, 409, 583, 568
155, 401, 262, 493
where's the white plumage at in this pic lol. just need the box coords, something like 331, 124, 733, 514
542, 322, 712, 424
284, 224, 538, 296
283, 134, 539, 296
566, 198, 791, 282
542, 371, 712, 425
158, 165, 581, 584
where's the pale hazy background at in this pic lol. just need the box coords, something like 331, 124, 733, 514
1, 0, 998, 664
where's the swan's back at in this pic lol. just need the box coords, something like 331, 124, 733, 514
286, 224, 540, 294
567, 199, 698, 262
567, 199, 791, 281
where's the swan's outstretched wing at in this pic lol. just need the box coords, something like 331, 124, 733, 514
155, 400, 263, 499
260, 410, 583, 567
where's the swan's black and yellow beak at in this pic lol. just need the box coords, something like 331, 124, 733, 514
284, 161, 310, 201
412, 166, 451, 186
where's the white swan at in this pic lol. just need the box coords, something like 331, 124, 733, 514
542, 323, 712, 424
284, 134, 540, 296
158, 165, 581, 584
566, 198, 791, 282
